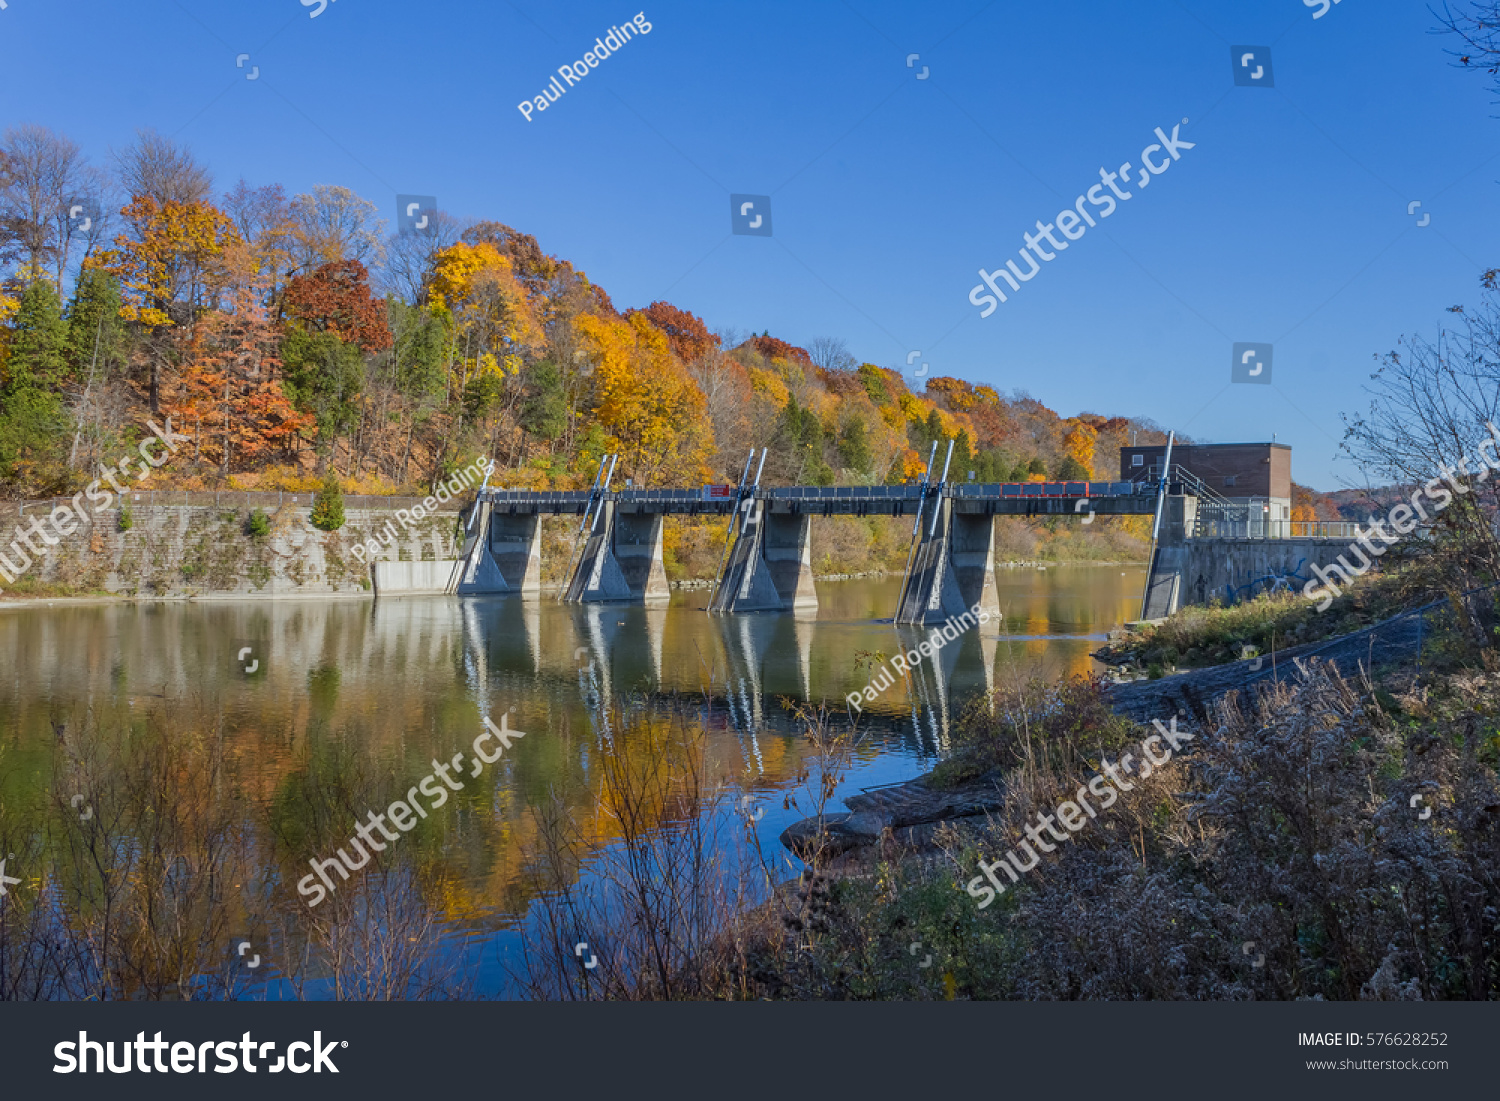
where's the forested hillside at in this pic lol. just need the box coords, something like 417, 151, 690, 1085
0, 125, 1165, 563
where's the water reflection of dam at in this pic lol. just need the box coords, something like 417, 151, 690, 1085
450, 594, 997, 749
0, 595, 994, 740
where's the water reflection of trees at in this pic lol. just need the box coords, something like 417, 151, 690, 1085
0, 695, 836, 999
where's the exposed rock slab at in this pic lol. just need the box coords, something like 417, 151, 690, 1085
779, 774, 1004, 859
1105, 602, 1435, 722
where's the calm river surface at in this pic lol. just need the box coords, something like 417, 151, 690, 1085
0, 566, 1144, 997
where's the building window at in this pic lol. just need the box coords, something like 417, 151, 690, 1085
1224, 475, 1237, 487
1132, 455, 1144, 467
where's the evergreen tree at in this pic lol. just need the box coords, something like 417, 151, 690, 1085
857, 363, 891, 406
9, 280, 69, 387
462, 370, 504, 420
952, 429, 974, 477
65, 269, 126, 379
975, 449, 1008, 483
1057, 455, 1090, 481
387, 301, 448, 402
837, 415, 873, 474
520, 359, 568, 441
0, 280, 69, 485
1027, 457, 1048, 478
924, 409, 944, 451
781, 395, 834, 485
281, 328, 365, 452
310, 469, 346, 531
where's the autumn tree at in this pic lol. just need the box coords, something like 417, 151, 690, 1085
744, 332, 812, 365
624, 300, 718, 362
429, 242, 542, 373
289, 185, 384, 269
89, 195, 240, 412
926, 376, 977, 411
427, 241, 544, 463
283, 259, 392, 353
1062, 419, 1098, 478
460, 220, 603, 323
575, 311, 712, 483
222, 180, 297, 299
162, 246, 312, 474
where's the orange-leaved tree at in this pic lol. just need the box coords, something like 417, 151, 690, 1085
163, 245, 313, 474
282, 259, 392, 354
624, 300, 719, 363
1062, 419, 1098, 478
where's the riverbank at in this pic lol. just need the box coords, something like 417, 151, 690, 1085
780, 600, 1442, 861
749, 575, 1500, 1000
783, 581, 1450, 857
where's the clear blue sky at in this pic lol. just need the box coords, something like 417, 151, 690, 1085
4, 0, 1496, 490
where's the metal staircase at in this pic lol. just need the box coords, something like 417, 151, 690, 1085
1135, 461, 1234, 509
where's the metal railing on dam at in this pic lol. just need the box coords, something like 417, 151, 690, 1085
1192, 518, 1370, 540
481, 480, 1157, 517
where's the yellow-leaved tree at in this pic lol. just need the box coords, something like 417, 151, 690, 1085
575, 311, 713, 484
427, 241, 542, 399
1062, 419, 1099, 478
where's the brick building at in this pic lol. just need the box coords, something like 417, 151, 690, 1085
1119, 442, 1292, 521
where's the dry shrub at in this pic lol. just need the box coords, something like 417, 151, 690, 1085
964, 661, 1500, 999
743, 661, 1500, 1000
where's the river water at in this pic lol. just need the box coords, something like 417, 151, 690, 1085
0, 565, 1144, 997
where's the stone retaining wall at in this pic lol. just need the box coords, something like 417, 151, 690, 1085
0, 504, 461, 598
